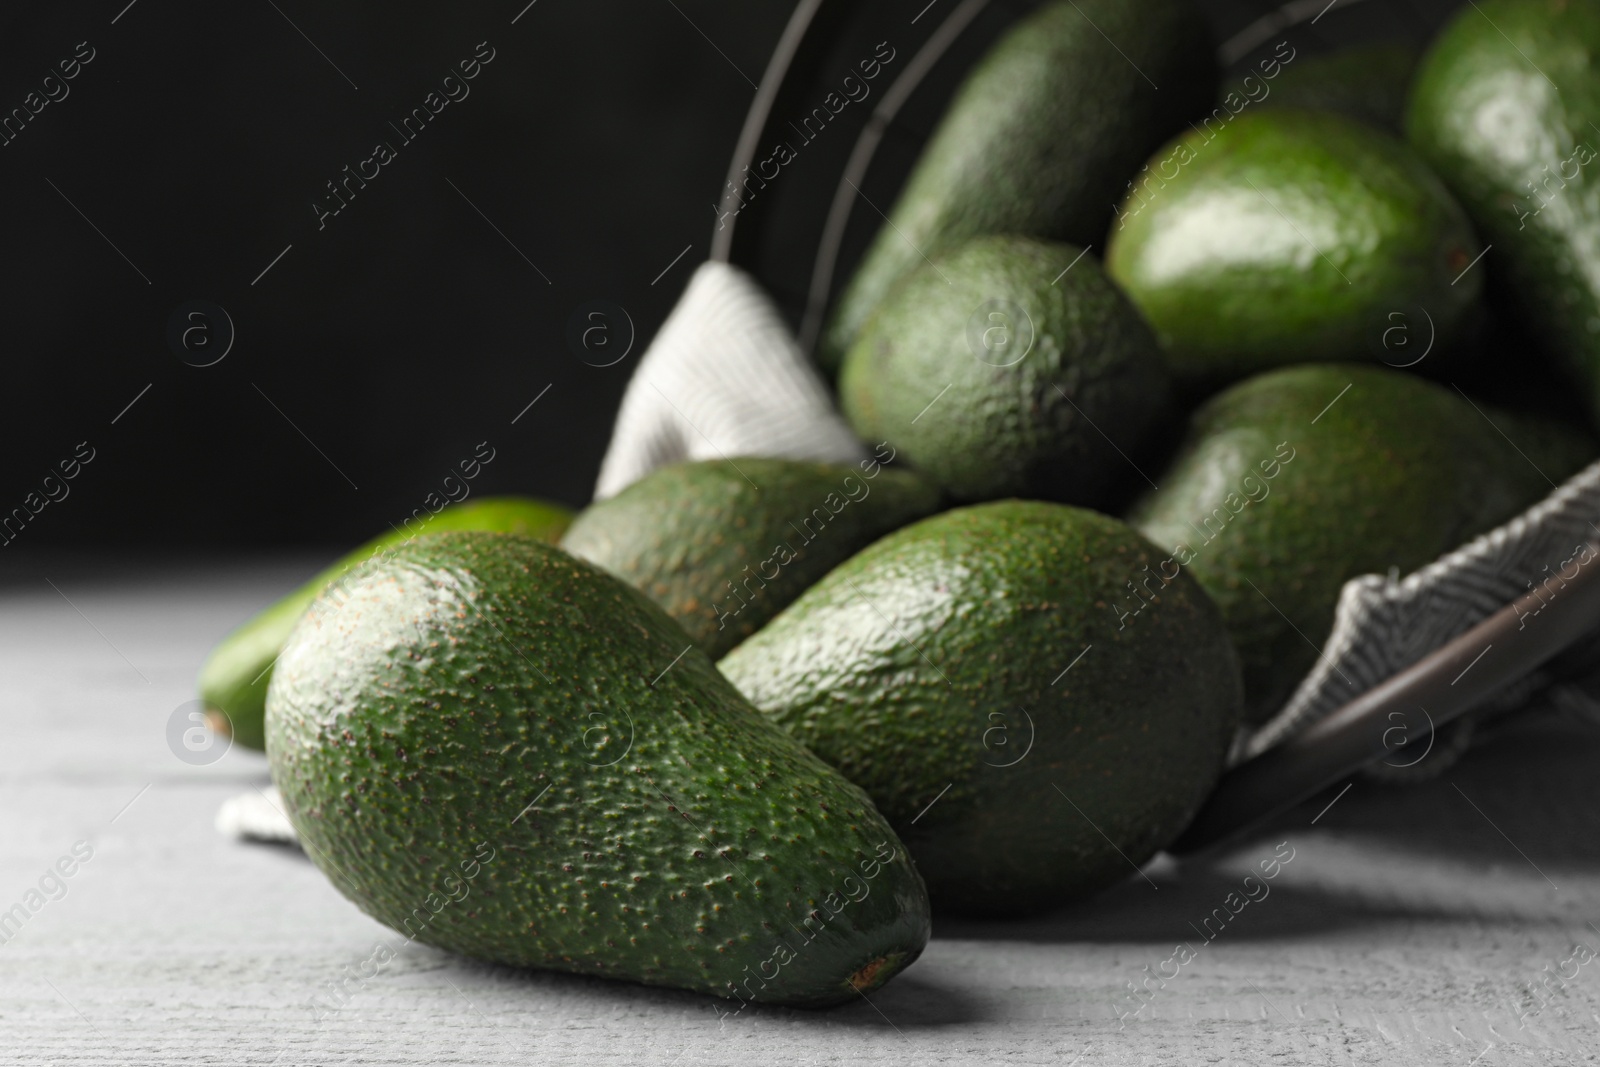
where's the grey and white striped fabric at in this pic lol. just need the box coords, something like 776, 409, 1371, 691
592, 262, 866, 500
1249, 456, 1600, 765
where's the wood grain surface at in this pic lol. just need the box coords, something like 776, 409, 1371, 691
2, 559, 1597, 1065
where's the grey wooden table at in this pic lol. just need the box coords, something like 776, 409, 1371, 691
3, 557, 1599, 1065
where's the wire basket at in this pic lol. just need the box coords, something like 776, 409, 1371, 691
696, 0, 1600, 853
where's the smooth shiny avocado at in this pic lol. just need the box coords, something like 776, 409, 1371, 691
1408, 0, 1600, 423
1106, 109, 1482, 386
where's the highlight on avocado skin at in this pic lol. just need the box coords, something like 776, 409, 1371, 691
721, 500, 1243, 918
1106, 109, 1483, 388
197, 496, 572, 751
1407, 0, 1600, 423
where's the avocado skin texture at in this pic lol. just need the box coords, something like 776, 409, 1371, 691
719, 501, 1242, 917
560, 459, 942, 660
839, 236, 1171, 507
1106, 109, 1482, 387
1244, 42, 1419, 133
1128, 365, 1588, 723
266, 532, 930, 1006
818, 0, 1217, 375
198, 497, 571, 750
1407, 0, 1600, 422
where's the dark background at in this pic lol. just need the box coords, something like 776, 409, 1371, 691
0, 0, 1463, 551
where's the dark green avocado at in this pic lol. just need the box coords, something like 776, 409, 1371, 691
1106, 108, 1483, 387
719, 501, 1243, 917
265, 532, 930, 1007
560, 457, 942, 659
818, 0, 1217, 374
1128, 364, 1592, 723
838, 235, 1171, 507
199, 496, 572, 750
1407, 0, 1600, 423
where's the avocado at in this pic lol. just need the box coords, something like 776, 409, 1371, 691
560, 457, 941, 660
198, 496, 571, 750
1242, 41, 1419, 133
1105, 109, 1483, 387
266, 532, 929, 1006
1407, 0, 1600, 423
1128, 364, 1590, 723
838, 235, 1171, 507
818, 0, 1217, 375
719, 501, 1242, 917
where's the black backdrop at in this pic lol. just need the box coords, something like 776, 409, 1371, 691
0, 0, 1462, 550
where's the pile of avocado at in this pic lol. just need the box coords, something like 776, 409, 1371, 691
198, 0, 1600, 1010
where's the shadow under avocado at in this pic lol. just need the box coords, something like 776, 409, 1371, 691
434, 951, 990, 1031
1291, 709, 1600, 869
795, 970, 988, 1031
937, 708, 1600, 944
932, 867, 1361, 946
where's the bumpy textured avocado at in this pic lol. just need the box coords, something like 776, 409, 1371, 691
719, 501, 1242, 917
839, 236, 1171, 507
266, 532, 930, 1006
1245, 41, 1420, 133
1105, 109, 1482, 386
818, 0, 1217, 374
1129, 364, 1591, 723
560, 457, 941, 659
198, 496, 571, 750
1407, 0, 1600, 422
